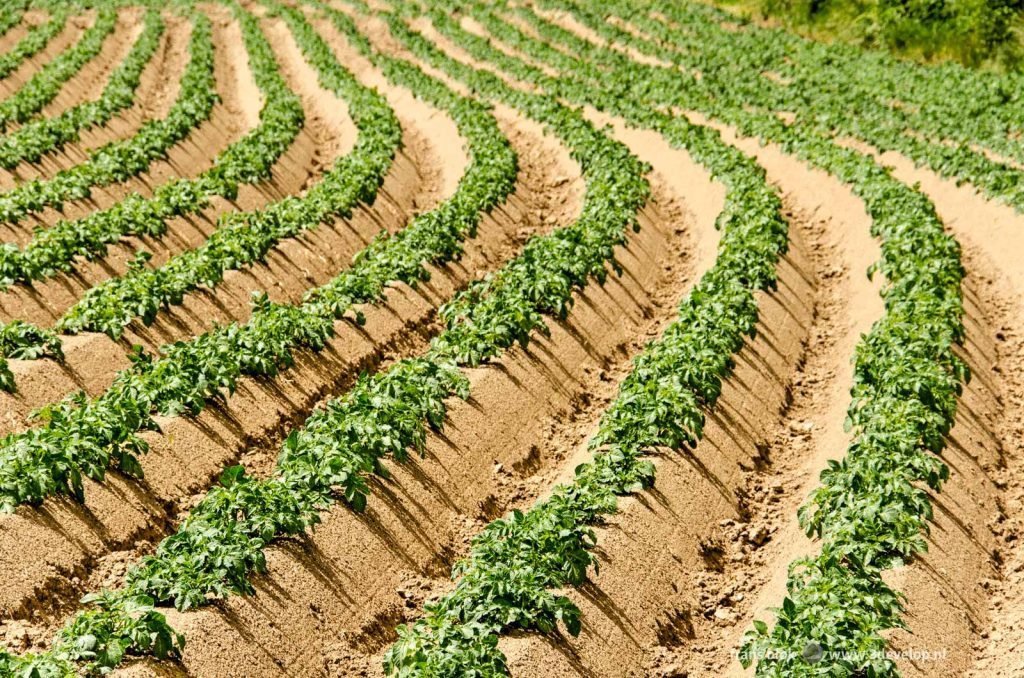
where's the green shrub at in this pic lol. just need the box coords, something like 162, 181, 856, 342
724, 0, 1024, 66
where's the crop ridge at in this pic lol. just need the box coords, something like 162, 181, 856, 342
34, 7, 145, 121
0, 0, 547, 637
0, 10, 181, 189
0, 1, 1021, 676
0, 7, 80, 100
0, 0, 646, 668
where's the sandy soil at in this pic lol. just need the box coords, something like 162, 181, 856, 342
0, 12, 187, 188
36, 7, 145, 120
533, 9, 1016, 678
847, 144, 1024, 678
0, 5, 253, 240
0, 10, 92, 100
0, 7, 578, 655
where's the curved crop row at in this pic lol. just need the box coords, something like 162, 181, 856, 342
356, 4, 794, 673
0, 2, 27, 43
0, 0, 516, 512
0, 9, 216, 225
650, 1, 1024, 167
0, 5, 67, 82
0, 6, 163, 168
538, 0, 1024, 214
0, 6, 117, 131
0, 0, 302, 287
0, 0, 652, 669
739, 133, 966, 678
54, 0, 402, 339
473, 2, 969, 674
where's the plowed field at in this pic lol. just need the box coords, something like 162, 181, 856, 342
0, 1, 1023, 677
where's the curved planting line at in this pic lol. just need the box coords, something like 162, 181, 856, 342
0, 0, 652, 669
54, 0, 400, 339
0, 0, 516, 513
739, 157, 965, 677
657, 1, 1024, 167
0, 9, 217, 226
323, 4, 787, 673
0, 0, 303, 287
541, 0, 1024, 214
382, 122, 783, 669
0, 6, 68, 82
464, 2, 969, 674
0, 2, 27, 42
0, 6, 118, 131
0, 6, 164, 168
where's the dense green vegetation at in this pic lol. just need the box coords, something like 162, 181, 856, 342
718, 0, 1024, 67
0, 10, 216, 224
0, 6, 69, 81
0, 0, 642, 670
0, 0, 999, 675
420, 0, 967, 675
0, 6, 118, 130
0, 0, 301, 286
0, 7, 164, 168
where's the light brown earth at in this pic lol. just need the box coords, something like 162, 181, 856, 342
0, 10, 92, 101
0, 11, 188, 188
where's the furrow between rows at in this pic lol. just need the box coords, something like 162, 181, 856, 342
34, 7, 144, 122
0, 1, 437, 437
0, 5, 250, 243
0, 11, 184, 187
0, 10, 87, 100
0, 21, 569, 635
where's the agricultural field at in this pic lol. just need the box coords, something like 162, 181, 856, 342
0, 0, 1022, 676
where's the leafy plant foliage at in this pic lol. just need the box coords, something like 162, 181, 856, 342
0, 9, 216, 224
0, 6, 118, 132
0, 7, 164, 168
0, 0, 302, 286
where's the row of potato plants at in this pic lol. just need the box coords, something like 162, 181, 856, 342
499, 2, 969, 674
598, 1, 1024, 215
1, 0, 654, 666
0, 0, 303, 286
0, 2, 26, 40
52, 0, 403, 339
0, 4, 67, 81
652, 0, 1024, 167
0, 5, 117, 131
362, 1, 782, 672
0, 318, 63, 392
0, 5, 70, 392
0, 0, 516, 512
0, 2, 253, 391
0, 7, 216, 226
556, 0, 1024, 215
0, 5, 163, 168
0, 7, 219, 394
0, 0, 529, 671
